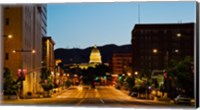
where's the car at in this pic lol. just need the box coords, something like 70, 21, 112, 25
174, 95, 191, 105
130, 92, 138, 97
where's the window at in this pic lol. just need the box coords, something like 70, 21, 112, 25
5, 53, 9, 60
5, 18, 9, 25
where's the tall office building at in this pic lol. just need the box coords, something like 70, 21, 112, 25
131, 23, 194, 76
2, 5, 47, 96
41, 5, 47, 37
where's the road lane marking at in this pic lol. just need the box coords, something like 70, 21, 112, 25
85, 91, 89, 98
99, 98, 104, 104
95, 89, 100, 98
56, 96, 68, 98
76, 99, 85, 106
75, 90, 83, 98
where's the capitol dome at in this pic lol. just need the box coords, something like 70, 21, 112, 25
89, 45, 102, 64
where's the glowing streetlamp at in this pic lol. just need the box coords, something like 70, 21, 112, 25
12, 48, 36, 98
153, 49, 158, 53
175, 49, 179, 53
32, 49, 36, 53
127, 72, 132, 76
12, 49, 36, 53
3, 34, 12, 39
134, 71, 138, 75
176, 33, 181, 37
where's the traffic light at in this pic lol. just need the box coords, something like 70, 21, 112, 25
95, 77, 99, 80
118, 76, 122, 80
163, 71, 168, 79
18, 69, 22, 77
18, 69, 26, 81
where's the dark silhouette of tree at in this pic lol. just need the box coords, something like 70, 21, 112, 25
95, 64, 110, 77
3, 68, 19, 96
167, 56, 194, 98
40, 68, 53, 96
126, 76, 135, 92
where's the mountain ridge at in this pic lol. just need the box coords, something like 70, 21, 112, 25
54, 44, 132, 64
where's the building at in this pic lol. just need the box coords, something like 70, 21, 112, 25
89, 45, 102, 64
41, 5, 47, 37
42, 37, 55, 73
131, 23, 194, 76
110, 52, 132, 75
2, 5, 47, 97
70, 45, 102, 70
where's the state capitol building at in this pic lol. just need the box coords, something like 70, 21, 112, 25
70, 45, 102, 69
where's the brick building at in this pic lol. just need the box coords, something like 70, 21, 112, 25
131, 23, 194, 76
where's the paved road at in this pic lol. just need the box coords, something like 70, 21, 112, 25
0, 86, 195, 108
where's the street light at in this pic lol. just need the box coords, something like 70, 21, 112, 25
32, 50, 36, 53
175, 49, 179, 53
12, 49, 36, 98
127, 72, 132, 76
152, 49, 169, 70
153, 49, 158, 53
2, 35, 12, 60
134, 71, 138, 75
2, 34, 12, 39
12, 49, 36, 53
176, 33, 181, 37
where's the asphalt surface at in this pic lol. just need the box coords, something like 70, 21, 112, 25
0, 86, 195, 108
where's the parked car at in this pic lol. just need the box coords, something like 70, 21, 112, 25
174, 95, 191, 105
130, 92, 138, 97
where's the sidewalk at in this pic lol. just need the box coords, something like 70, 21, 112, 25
115, 87, 174, 104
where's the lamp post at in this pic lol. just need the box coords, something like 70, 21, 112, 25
3, 34, 12, 39
165, 51, 169, 70
152, 48, 158, 74
13, 49, 36, 98
134, 71, 138, 76
2, 34, 12, 63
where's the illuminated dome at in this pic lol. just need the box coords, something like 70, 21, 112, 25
89, 45, 102, 64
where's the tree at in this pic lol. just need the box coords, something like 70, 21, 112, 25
167, 56, 194, 98
40, 68, 51, 80
3, 68, 19, 96
82, 67, 96, 85
95, 64, 110, 77
125, 76, 135, 92
40, 68, 53, 96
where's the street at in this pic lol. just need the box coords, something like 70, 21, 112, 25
0, 86, 195, 108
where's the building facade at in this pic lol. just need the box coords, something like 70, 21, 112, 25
111, 52, 132, 75
3, 5, 46, 96
41, 5, 47, 37
42, 36, 55, 73
131, 23, 194, 76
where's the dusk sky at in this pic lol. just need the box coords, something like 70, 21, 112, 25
47, 1, 196, 49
